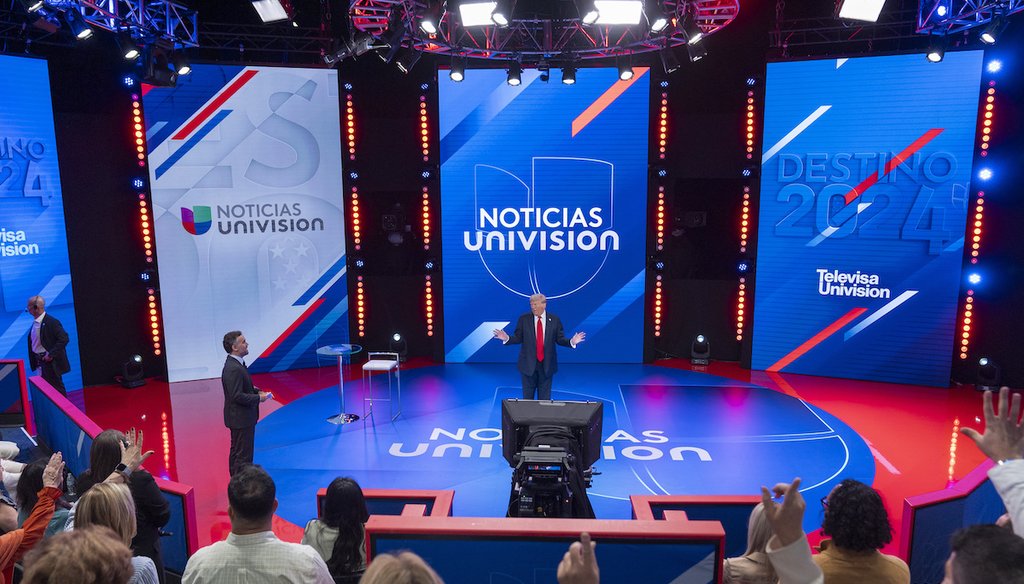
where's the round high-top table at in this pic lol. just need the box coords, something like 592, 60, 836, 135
316, 344, 362, 424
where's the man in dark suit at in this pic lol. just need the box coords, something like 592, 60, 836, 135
493, 294, 585, 400
221, 331, 272, 476
25, 296, 70, 395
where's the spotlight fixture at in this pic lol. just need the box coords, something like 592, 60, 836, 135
171, 53, 191, 75
118, 354, 147, 389
987, 60, 1002, 73
141, 48, 178, 87
837, 0, 886, 22
18, 0, 45, 13
646, 0, 669, 32
459, 1, 499, 27
119, 34, 141, 60
593, 1, 643, 25
967, 273, 981, 285
561, 64, 577, 85
926, 36, 945, 62
381, 9, 407, 63
251, 0, 295, 23
507, 60, 522, 86
450, 55, 466, 82
980, 14, 1008, 45
396, 49, 422, 74
659, 45, 680, 74
617, 56, 634, 80
64, 8, 93, 40
691, 334, 710, 365
491, 0, 514, 27
681, 12, 703, 44
420, 1, 443, 34
389, 332, 409, 362
687, 41, 707, 62
976, 357, 1001, 391
576, 0, 600, 25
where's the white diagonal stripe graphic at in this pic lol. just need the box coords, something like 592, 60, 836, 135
762, 105, 831, 163
807, 202, 872, 247
446, 321, 510, 363
844, 290, 919, 340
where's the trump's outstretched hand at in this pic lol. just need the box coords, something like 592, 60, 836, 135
493, 329, 510, 342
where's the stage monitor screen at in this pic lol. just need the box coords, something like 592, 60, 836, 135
144, 66, 348, 382
751, 52, 983, 386
438, 67, 649, 364
501, 399, 603, 467
0, 55, 82, 391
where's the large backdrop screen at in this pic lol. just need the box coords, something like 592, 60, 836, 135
751, 52, 983, 386
0, 55, 82, 391
439, 68, 649, 363
145, 66, 348, 382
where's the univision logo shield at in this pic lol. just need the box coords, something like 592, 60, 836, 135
181, 206, 212, 235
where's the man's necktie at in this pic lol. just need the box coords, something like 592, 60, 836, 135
536, 317, 544, 363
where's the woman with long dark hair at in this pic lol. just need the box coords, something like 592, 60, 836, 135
14, 458, 71, 538
77, 429, 169, 584
302, 477, 369, 584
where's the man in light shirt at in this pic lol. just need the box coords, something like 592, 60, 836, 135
25, 296, 70, 396
182, 465, 331, 583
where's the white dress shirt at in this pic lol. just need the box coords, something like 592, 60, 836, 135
182, 531, 332, 584
30, 312, 45, 354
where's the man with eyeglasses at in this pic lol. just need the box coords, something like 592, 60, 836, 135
25, 296, 70, 396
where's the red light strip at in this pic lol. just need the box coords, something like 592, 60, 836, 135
737, 82, 758, 341
356, 275, 366, 338
133, 92, 161, 356
420, 95, 430, 162
745, 89, 756, 160
657, 90, 668, 160
656, 187, 665, 251
422, 87, 434, 337
346, 90, 356, 161
351, 187, 361, 252
425, 276, 434, 337
653, 274, 663, 338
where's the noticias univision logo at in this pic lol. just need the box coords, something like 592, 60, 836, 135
181, 206, 212, 235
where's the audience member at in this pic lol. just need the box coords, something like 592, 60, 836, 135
814, 479, 908, 584
961, 386, 1024, 537
302, 477, 369, 583
360, 551, 445, 584
941, 523, 1024, 584
76, 428, 170, 583
22, 526, 133, 584
557, 532, 599, 584
75, 482, 160, 584
723, 503, 777, 584
0, 452, 63, 584
760, 477, 823, 584
181, 465, 331, 583
15, 459, 70, 538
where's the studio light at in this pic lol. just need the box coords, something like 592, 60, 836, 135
119, 34, 141, 60
172, 53, 191, 76
593, 1, 643, 25
389, 332, 408, 362
381, 10, 407, 63
118, 354, 146, 389
687, 41, 707, 62
420, 1, 443, 34
980, 14, 1008, 45
837, 0, 886, 22
491, 0, 514, 27
142, 48, 178, 87
562, 64, 577, 85
64, 8, 93, 40
251, 0, 295, 23
18, 0, 45, 13
646, 0, 669, 32
507, 60, 522, 86
459, 1, 498, 27
976, 357, 1001, 391
396, 50, 422, 74
926, 36, 945, 62
617, 56, 634, 80
659, 46, 681, 74
987, 60, 1002, 73
681, 12, 703, 44
576, 0, 600, 25
978, 168, 992, 181
968, 273, 981, 285
691, 334, 710, 365
450, 55, 466, 82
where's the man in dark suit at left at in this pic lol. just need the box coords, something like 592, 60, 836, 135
26, 295, 70, 396
221, 331, 272, 476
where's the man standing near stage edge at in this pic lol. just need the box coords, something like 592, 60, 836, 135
493, 293, 586, 400
222, 331, 273, 476
25, 295, 70, 396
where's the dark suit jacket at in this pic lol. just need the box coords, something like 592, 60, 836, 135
505, 312, 572, 377
222, 356, 261, 429
26, 313, 70, 374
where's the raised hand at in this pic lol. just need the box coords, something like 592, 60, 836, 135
571, 332, 586, 346
42, 452, 65, 489
760, 477, 806, 547
493, 329, 509, 342
962, 387, 1024, 463
557, 532, 599, 584
121, 427, 155, 472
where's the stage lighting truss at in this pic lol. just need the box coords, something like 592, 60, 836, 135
8, 0, 198, 47
348, 0, 737, 67
917, 0, 1023, 36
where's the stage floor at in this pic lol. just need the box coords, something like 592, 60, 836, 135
79, 359, 988, 552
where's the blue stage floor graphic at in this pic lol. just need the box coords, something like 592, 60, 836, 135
255, 364, 874, 531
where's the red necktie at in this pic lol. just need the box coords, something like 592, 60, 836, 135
536, 316, 544, 362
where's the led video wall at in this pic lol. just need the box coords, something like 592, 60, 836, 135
0, 55, 82, 391
144, 66, 348, 382
439, 68, 649, 363
751, 52, 983, 386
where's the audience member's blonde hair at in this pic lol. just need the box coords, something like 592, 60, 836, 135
75, 482, 137, 546
23, 526, 133, 584
361, 551, 445, 584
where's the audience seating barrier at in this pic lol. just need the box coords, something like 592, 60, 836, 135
316, 488, 454, 518
901, 460, 1006, 583
24, 376, 199, 579
630, 494, 762, 559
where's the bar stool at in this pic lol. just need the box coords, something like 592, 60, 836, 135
362, 351, 401, 421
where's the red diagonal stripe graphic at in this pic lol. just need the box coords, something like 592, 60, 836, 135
766, 308, 868, 372
259, 298, 325, 359
843, 128, 943, 205
172, 69, 259, 140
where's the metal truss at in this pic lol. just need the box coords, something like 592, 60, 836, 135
198, 21, 333, 58
770, 7, 923, 57
3, 0, 197, 46
918, 0, 1024, 35
349, 0, 739, 64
